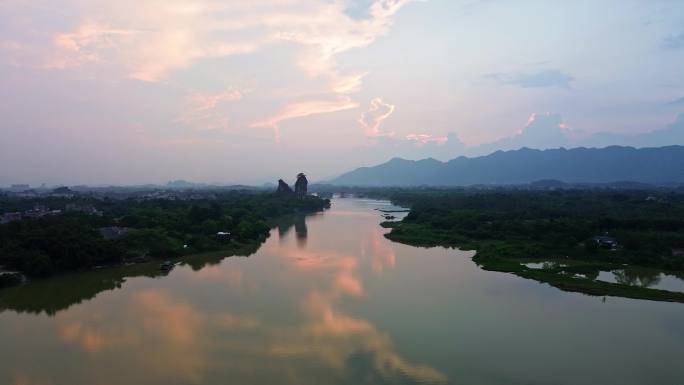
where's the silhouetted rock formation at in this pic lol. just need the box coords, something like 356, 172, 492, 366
295, 173, 308, 198
276, 179, 293, 194
275, 173, 308, 197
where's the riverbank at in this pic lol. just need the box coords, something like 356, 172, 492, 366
0, 203, 321, 315
0, 192, 330, 281
0, 197, 329, 294
2, 198, 684, 385
0, 222, 293, 315
380, 188, 684, 304
383, 221, 684, 303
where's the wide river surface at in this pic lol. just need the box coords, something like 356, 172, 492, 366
1, 198, 684, 385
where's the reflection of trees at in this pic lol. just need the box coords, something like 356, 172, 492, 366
294, 216, 308, 248
583, 270, 600, 281
2, 200, 449, 384
278, 221, 293, 239
542, 262, 559, 270
276, 214, 309, 248
1, 214, 320, 316
0, 243, 260, 316
0, 264, 151, 316
182, 243, 259, 271
613, 269, 662, 288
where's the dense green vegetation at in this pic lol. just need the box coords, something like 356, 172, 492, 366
381, 189, 684, 302
0, 192, 329, 278
0, 245, 263, 315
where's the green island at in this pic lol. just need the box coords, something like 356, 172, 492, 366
380, 189, 684, 303
0, 189, 329, 284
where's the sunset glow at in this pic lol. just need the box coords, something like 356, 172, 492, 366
1, 0, 683, 184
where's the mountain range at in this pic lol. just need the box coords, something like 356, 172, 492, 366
364, 112, 684, 163
329, 145, 684, 186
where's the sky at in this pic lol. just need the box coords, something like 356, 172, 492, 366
1, 0, 683, 185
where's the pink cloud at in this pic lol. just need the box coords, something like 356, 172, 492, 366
405, 133, 448, 145
35, 0, 412, 86
176, 89, 244, 131
0, 0, 417, 153
49, 22, 138, 69
251, 96, 359, 142
329, 71, 368, 94
359, 97, 395, 137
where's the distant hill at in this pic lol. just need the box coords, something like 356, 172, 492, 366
329, 146, 684, 186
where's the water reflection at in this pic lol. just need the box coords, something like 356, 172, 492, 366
0, 242, 260, 316
0, 199, 446, 385
364, 227, 397, 275
294, 216, 308, 248
2, 199, 684, 385
264, 209, 447, 384
614, 269, 662, 288
51, 288, 262, 384
277, 214, 313, 248
521, 261, 684, 293
597, 269, 684, 293
275, 289, 447, 384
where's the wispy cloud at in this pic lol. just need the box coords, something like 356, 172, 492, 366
176, 89, 244, 131
485, 69, 574, 89
405, 133, 448, 145
359, 97, 395, 137
662, 32, 684, 50
251, 96, 359, 142
275, 0, 413, 81
0, 0, 417, 149
3, 1, 412, 86
666, 96, 684, 106
329, 72, 368, 94
50, 22, 139, 69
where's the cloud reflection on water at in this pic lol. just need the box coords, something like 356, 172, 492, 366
3, 200, 447, 385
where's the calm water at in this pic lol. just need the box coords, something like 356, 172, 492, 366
1, 198, 684, 385
597, 270, 684, 293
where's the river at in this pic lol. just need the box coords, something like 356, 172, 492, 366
1, 198, 683, 385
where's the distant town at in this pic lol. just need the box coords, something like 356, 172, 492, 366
0, 182, 269, 225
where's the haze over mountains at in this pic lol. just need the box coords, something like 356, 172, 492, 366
371, 113, 684, 162
329, 145, 684, 186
